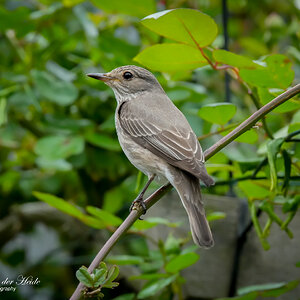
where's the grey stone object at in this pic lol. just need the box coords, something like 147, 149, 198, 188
146, 191, 300, 299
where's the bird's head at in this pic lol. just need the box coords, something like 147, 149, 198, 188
87, 65, 162, 101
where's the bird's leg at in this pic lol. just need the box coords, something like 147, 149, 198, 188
130, 174, 155, 217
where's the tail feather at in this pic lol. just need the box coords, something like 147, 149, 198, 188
169, 171, 214, 248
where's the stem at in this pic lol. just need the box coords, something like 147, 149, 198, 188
69, 83, 300, 300
248, 91, 274, 139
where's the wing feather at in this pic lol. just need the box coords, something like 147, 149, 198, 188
119, 101, 213, 185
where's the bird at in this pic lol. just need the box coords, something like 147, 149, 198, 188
87, 65, 215, 248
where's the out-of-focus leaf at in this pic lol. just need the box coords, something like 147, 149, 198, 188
63, 0, 85, 7
207, 212, 226, 221
267, 138, 284, 192
133, 217, 179, 231
0, 7, 34, 36
238, 180, 270, 199
30, 3, 63, 19
32, 70, 78, 106
198, 103, 236, 125
84, 131, 121, 151
130, 273, 169, 281
282, 195, 300, 213
141, 9, 218, 47
165, 252, 199, 273
73, 5, 98, 39
34, 135, 85, 160
134, 43, 207, 72
112, 294, 135, 300
33, 191, 85, 219
36, 157, 73, 171
238, 281, 299, 297
33, 191, 105, 229
239, 37, 268, 56
213, 50, 260, 69
0, 98, 7, 126
46, 61, 76, 82
107, 255, 144, 265
86, 206, 122, 226
240, 55, 294, 88
92, 0, 155, 17
137, 274, 178, 299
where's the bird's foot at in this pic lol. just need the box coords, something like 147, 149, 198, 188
130, 196, 147, 220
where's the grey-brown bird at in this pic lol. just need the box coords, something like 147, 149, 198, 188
87, 65, 215, 248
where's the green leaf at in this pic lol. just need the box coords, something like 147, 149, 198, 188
130, 273, 169, 281
36, 157, 73, 172
134, 43, 207, 72
213, 50, 260, 69
133, 217, 179, 231
216, 293, 257, 300
206, 212, 226, 221
240, 55, 294, 89
267, 138, 284, 192
73, 5, 98, 39
238, 181, 270, 199
112, 294, 135, 300
85, 132, 121, 151
238, 281, 299, 297
86, 206, 122, 226
92, 0, 155, 17
33, 191, 85, 219
93, 268, 107, 287
105, 265, 119, 284
165, 252, 199, 273
198, 103, 236, 125
137, 274, 178, 299
0, 6, 34, 37
33, 192, 105, 229
141, 9, 218, 47
30, 2, 63, 20
34, 135, 85, 160
32, 70, 78, 106
282, 195, 300, 213
0, 98, 7, 126
107, 255, 144, 265
76, 266, 94, 287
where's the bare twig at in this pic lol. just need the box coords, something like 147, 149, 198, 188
70, 83, 300, 300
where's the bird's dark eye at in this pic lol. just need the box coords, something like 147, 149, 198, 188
123, 71, 133, 80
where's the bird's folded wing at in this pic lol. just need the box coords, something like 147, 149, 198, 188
119, 105, 207, 179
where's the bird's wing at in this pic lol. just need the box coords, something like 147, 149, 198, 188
119, 101, 213, 185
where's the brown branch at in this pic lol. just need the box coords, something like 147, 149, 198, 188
69, 83, 300, 300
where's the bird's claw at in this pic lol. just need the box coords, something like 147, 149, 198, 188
129, 197, 147, 220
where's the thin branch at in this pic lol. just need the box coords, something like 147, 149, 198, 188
204, 84, 300, 159
198, 122, 239, 141
248, 90, 274, 139
69, 83, 300, 300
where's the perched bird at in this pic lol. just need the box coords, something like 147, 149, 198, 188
87, 66, 215, 248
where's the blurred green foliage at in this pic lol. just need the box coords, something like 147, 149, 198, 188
0, 0, 300, 299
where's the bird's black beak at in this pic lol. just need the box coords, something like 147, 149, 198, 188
87, 73, 114, 82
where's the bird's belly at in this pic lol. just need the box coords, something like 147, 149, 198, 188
117, 129, 170, 184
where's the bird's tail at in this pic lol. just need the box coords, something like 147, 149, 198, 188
170, 170, 214, 248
